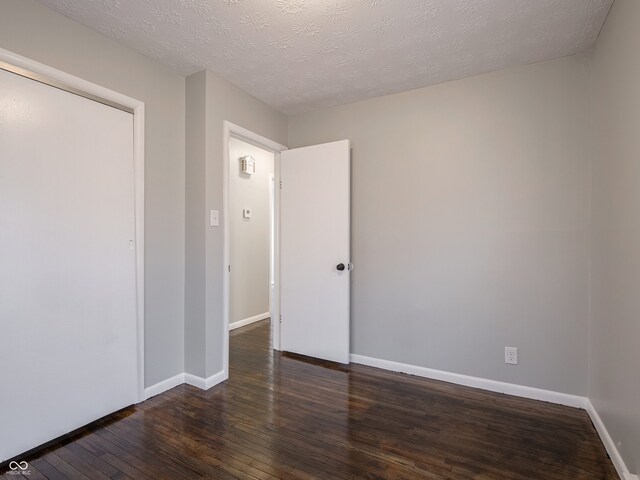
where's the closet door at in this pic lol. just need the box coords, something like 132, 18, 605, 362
0, 67, 138, 462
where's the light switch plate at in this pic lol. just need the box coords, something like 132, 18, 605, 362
243, 208, 252, 218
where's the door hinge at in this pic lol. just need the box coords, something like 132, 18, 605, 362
279, 314, 282, 324
228, 265, 231, 272
279, 180, 282, 190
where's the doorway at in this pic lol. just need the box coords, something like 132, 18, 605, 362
222, 122, 287, 378
222, 122, 352, 379
0, 49, 145, 463
228, 137, 275, 331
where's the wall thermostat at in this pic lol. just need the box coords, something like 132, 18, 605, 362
240, 156, 256, 175
243, 208, 252, 218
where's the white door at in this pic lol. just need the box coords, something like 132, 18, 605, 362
280, 140, 350, 364
0, 68, 138, 462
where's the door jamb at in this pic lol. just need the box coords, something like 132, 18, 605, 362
222, 121, 287, 380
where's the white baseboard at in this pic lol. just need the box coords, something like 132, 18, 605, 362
142, 370, 227, 400
350, 354, 587, 409
585, 399, 637, 480
184, 370, 227, 390
229, 312, 270, 331
143, 373, 185, 400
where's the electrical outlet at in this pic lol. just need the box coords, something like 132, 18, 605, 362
505, 347, 518, 365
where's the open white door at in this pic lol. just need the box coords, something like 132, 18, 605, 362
280, 140, 350, 364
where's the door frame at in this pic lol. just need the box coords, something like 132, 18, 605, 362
0, 47, 146, 402
269, 172, 276, 314
222, 121, 287, 379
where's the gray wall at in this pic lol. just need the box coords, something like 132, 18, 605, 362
184, 71, 207, 378
0, 0, 186, 387
185, 70, 287, 378
229, 138, 274, 325
590, 0, 640, 472
289, 55, 592, 395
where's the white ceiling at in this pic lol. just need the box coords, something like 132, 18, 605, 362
37, 0, 613, 115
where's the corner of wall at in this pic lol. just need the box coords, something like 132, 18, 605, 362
184, 70, 208, 378
585, 46, 595, 401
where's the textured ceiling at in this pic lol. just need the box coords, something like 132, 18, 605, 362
36, 0, 613, 115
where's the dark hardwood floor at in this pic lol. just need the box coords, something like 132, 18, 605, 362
3, 319, 616, 479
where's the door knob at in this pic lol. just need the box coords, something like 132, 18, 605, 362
336, 263, 345, 271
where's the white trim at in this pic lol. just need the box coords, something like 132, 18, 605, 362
586, 400, 637, 480
0, 47, 146, 403
143, 373, 185, 400
222, 121, 287, 381
133, 101, 145, 404
350, 354, 587, 409
142, 369, 231, 400
229, 312, 270, 331
269, 173, 275, 315
184, 371, 227, 390
273, 151, 282, 352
